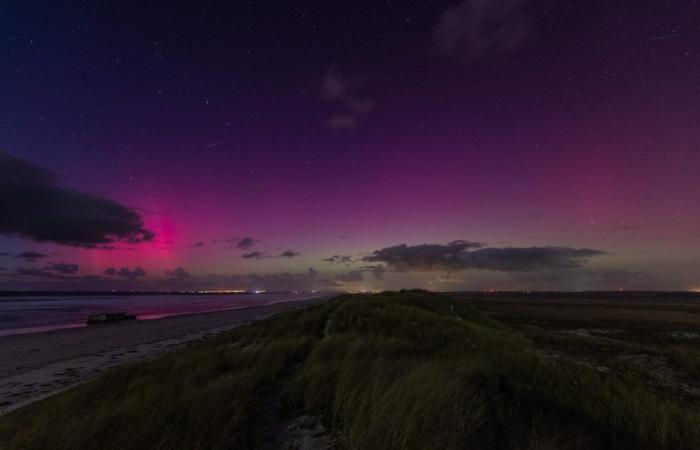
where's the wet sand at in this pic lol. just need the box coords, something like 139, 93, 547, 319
0, 296, 327, 416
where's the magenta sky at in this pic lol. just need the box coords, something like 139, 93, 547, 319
1, 1, 699, 291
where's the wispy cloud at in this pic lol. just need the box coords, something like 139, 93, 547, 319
232, 237, 258, 250
44, 262, 79, 275
434, 0, 534, 63
4, 267, 93, 281
322, 254, 353, 264
320, 68, 374, 131
166, 267, 192, 281
104, 266, 147, 278
241, 249, 301, 259
242, 251, 267, 260
15, 251, 48, 261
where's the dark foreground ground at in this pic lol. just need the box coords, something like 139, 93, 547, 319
460, 291, 700, 405
1, 291, 699, 449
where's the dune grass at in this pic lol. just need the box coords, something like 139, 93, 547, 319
667, 344, 700, 378
1, 290, 699, 449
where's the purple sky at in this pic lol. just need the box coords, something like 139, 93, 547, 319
1, 1, 699, 291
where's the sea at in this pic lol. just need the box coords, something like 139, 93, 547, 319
0, 293, 321, 337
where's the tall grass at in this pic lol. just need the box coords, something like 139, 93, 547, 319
1, 290, 699, 449
667, 344, 700, 378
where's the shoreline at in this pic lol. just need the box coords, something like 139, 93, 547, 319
0, 295, 328, 417
0, 293, 326, 338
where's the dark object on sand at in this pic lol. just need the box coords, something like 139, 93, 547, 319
87, 312, 136, 325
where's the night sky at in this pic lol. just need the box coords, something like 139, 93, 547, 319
1, 0, 699, 291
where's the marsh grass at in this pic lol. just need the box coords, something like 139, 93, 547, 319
1, 290, 699, 450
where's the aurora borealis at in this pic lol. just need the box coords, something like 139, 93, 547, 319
1, 1, 698, 291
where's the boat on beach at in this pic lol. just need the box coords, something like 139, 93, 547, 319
86, 312, 136, 325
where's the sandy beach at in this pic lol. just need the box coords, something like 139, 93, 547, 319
0, 296, 327, 417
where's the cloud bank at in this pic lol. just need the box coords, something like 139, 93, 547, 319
363, 241, 605, 272
0, 151, 154, 248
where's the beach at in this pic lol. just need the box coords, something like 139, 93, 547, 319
0, 295, 327, 416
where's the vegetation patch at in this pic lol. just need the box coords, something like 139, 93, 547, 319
1, 291, 699, 450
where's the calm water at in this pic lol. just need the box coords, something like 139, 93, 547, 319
0, 293, 321, 337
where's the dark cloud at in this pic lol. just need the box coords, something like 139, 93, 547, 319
0, 266, 102, 283
0, 151, 154, 248
434, 0, 534, 63
233, 237, 257, 250
44, 262, 79, 275
104, 266, 147, 278
242, 251, 267, 260
119, 267, 146, 278
322, 254, 353, 264
243, 250, 300, 259
12, 267, 70, 279
166, 267, 192, 281
334, 264, 386, 284
361, 264, 386, 280
320, 68, 374, 131
362, 240, 482, 271
16, 251, 48, 260
0, 252, 10, 256
190, 241, 205, 248
363, 241, 605, 272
